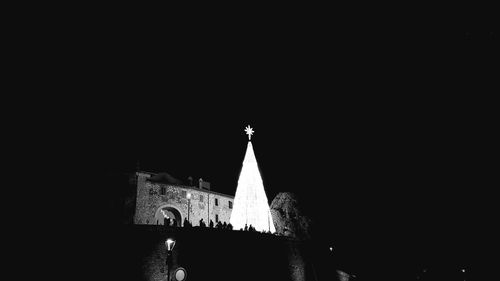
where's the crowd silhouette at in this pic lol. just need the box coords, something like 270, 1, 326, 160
159, 217, 274, 234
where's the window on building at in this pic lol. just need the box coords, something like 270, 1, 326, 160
200, 195, 204, 202
160, 187, 166, 195
215, 214, 219, 222
228, 201, 232, 209
215, 198, 218, 206
181, 190, 186, 198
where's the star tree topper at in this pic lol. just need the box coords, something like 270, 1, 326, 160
245, 125, 254, 140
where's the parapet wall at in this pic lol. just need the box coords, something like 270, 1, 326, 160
99, 225, 324, 281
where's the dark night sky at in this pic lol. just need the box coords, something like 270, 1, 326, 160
77, 13, 497, 272
13, 9, 496, 281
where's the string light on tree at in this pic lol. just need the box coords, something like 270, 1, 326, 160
230, 125, 275, 233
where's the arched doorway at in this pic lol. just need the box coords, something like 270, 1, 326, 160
154, 205, 182, 226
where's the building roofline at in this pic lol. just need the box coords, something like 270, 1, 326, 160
138, 171, 234, 199
149, 181, 235, 199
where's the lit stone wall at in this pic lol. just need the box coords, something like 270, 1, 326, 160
134, 173, 151, 224
134, 173, 234, 226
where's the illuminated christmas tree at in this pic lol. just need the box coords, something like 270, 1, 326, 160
230, 125, 276, 233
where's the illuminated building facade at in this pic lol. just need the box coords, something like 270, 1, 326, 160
134, 171, 234, 226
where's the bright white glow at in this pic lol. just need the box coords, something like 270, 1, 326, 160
329, 247, 333, 251
165, 238, 176, 251
187, 193, 191, 199
161, 209, 168, 218
244, 125, 254, 140
230, 133, 276, 233
175, 269, 186, 281
462, 269, 465, 273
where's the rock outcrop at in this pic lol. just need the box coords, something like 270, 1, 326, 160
270, 192, 315, 281
270, 192, 312, 241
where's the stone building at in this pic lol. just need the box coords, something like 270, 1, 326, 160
134, 171, 234, 227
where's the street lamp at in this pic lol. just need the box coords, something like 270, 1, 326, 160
165, 238, 176, 281
186, 193, 191, 224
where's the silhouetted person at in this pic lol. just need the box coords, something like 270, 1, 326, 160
223, 221, 227, 229
165, 217, 171, 226
199, 218, 205, 227
183, 218, 190, 227
216, 221, 222, 229
209, 220, 214, 228
228, 223, 233, 230
244, 223, 248, 231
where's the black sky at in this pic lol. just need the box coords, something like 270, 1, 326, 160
81, 13, 497, 271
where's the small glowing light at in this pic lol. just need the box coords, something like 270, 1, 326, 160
175, 269, 186, 281
329, 247, 333, 251
161, 209, 169, 218
462, 269, 465, 273
165, 238, 176, 251
173, 267, 187, 281
187, 193, 191, 199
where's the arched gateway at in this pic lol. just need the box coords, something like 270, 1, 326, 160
154, 205, 182, 226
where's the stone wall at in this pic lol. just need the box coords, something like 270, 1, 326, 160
270, 192, 312, 240
134, 173, 234, 226
103, 225, 292, 281
134, 172, 151, 224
